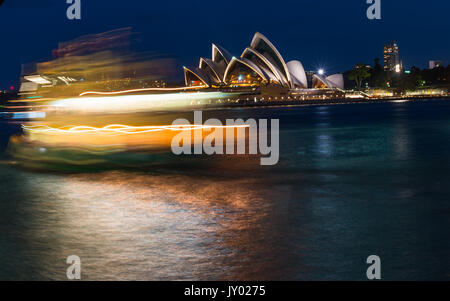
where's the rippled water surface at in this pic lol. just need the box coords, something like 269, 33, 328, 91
0, 100, 449, 280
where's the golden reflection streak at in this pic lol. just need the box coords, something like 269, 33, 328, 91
79, 86, 208, 97
22, 124, 250, 134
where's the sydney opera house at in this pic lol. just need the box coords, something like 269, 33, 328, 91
183, 32, 344, 97
16, 30, 346, 103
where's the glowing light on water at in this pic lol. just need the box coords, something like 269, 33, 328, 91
390, 99, 410, 103
16, 123, 251, 157
22, 123, 250, 135
47, 91, 240, 113
79, 86, 208, 96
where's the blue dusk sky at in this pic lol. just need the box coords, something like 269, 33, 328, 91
0, 0, 449, 89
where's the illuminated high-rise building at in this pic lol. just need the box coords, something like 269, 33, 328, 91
384, 41, 400, 72
429, 60, 443, 69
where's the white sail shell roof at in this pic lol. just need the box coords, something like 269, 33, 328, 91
287, 60, 308, 89
250, 32, 292, 88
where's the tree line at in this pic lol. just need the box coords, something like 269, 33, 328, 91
343, 59, 450, 91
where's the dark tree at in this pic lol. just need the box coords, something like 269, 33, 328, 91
348, 64, 371, 90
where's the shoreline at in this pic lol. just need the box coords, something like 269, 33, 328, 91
198, 95, 450, 111
1, 96, 449, 123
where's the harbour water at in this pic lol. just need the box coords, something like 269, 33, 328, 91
0, 99, 449, 280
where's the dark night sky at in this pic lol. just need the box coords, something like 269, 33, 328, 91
0, 0, 449, 90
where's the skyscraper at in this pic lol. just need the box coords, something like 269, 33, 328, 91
384, 41, 400, 72
429, 60, 443, 69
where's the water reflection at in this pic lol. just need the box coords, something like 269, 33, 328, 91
1, 101, 450, 280
13, 166, 304, 280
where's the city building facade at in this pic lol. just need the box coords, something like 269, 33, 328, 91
384, 41, 401, 72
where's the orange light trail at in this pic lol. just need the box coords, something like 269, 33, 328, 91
4, 105, 52, 109
79, 86, 208, 97
22, 124, 250, 135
